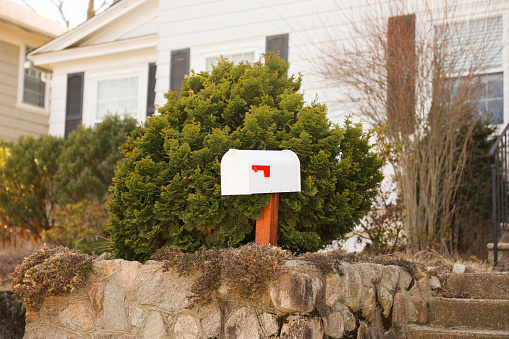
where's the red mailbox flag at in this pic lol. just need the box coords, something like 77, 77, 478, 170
252, 165, 270, 177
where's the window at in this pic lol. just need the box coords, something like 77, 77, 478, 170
23, 47, 45, 108
444, 16, 503, 123
477, 72, 503, 124
205, 52, 255, 72
96, 77, 139, 120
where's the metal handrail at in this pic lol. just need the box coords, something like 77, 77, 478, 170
489, 122, 509, 266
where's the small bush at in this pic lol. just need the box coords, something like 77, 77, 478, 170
11, 247, 93, 310
109, 54, 384, 261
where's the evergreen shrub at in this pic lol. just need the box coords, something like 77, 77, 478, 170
108, 55, 384, 261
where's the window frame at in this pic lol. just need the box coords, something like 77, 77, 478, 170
15, 43, 50, 115
194, 38, 265, 73
83, 66, 148, 127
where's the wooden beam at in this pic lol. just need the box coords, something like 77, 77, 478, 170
255, 193, 279, 246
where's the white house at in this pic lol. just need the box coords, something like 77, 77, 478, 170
28, 0, 509, 137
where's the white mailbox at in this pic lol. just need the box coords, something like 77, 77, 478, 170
221, 149, 301, 195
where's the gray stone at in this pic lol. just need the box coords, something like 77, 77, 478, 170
23, 325, 80, 339
323, 311, 344, 338
58, 303, 94, 331
224, 307, 261, 339
337, 266, 364, 312
103, 278, 127, 331
197, 303, 221, 338
379, 286, 394, 318
131, 307, 144, 327
140, 311, 168, 338
417, 277, 432, 303
392, 292, 406, 328
397, 267, 412, 291
270, 270, 322, 313
357, 263, 382, 287
361, 287, 377, 323
280, 316, 324, 339
134, 264, 192, 311
380, 265, 400, 294
452, 263, 466, 274
325, 272, 342, 307
174, 314, 198, 339
344, 309, 357, 332
430, 276, 441, 290
260, 312, 279, 337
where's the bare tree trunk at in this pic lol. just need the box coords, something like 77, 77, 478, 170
87, 0, 95, 20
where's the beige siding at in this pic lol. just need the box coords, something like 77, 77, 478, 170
0, 40, 48, 141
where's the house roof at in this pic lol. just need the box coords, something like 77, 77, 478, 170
0, 0, 68, 37
31, 0, 154, 54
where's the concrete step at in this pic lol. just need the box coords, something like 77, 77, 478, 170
407, 325, 509, 338
429, 298, 509, 330
444, 273, 509, 299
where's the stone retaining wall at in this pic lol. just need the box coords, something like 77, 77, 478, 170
23, 258, 440, 338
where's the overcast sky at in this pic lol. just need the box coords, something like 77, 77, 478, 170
12, 0, 111, 29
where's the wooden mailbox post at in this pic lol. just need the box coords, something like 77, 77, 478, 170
221, 149, 301, 246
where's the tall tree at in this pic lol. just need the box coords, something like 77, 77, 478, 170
318, 0, 503, 253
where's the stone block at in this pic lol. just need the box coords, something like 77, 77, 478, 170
430, 276, 441, 290
103, 278, 127, 331
280, 316, 324, 339
260, 312, 279, 337
140, 311, 167, 338
270, 270, 322, 313
392, 292, 406, 328
224, 307, 261, 339
357, 263, 382, 287
120, 260, 141, 290
380, 265, 400, 294
361, 287, 377, 323
197, 303, 221, 338
323, 311, 344, 338
58, 303, 94, 332
378, 286, 394, 318
88, 282, 104, 313
131, 307, 144, 327
134, 265, 192, 311
103, 260, 117, 276
174, 314, 198, 339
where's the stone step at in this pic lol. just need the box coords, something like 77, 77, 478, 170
407, 325, 509, 338
444, 273, 509, 299
429, 298, 509, 330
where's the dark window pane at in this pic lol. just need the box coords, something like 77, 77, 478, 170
488, 99, 503, 124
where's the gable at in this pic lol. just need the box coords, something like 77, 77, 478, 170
75, 1, 157, 47
33, 0, 157, 54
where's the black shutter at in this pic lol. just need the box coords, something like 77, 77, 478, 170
266, 34, 289, 62
170, 48, 190, 93
147, 63, 157, 117
65, 72, 84, 138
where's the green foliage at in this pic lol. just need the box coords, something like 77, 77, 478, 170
56, 115, 137, 204
448, 119, 496, 257
152, 243, 292, 307
0, 136, 63, 234
108, 54, 384, 261
10, 246, 93, 310
0, 116, 136, 237
45, 199, 110, 250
